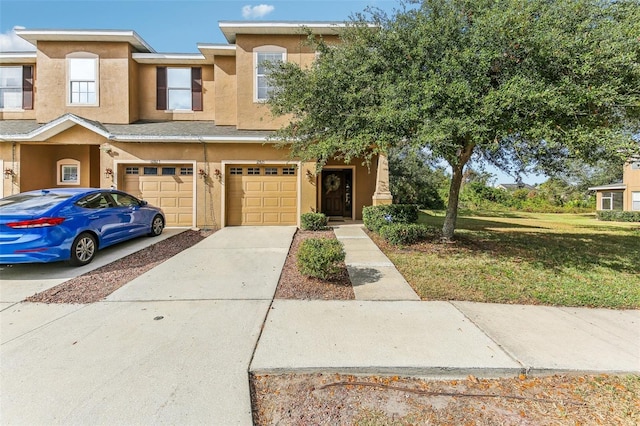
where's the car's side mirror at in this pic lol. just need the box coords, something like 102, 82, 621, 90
139, 200, 148, 206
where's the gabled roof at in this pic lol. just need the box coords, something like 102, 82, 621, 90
0, 115, 273, 143
218, 21, 347, 43
15, 29, 155, 53
0, 114, 109, 141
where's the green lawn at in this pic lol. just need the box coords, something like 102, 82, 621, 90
374, 211, 640, 309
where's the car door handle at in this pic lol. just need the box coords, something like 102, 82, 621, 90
88, 215, 99, 219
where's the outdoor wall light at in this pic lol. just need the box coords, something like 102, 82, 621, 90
104, 168, 113, 178
306, 169, 315, 182
4, 168, 15, 179
198, 168, 208, 179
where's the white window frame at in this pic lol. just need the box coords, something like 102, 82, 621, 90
253, 45, 286, 103
166, 67, 192, 111
57, 158, 80, 185
632, 192, 640, 211
601, 191, 623, 211
67, 53, 99, 106
0, 66, 23, 110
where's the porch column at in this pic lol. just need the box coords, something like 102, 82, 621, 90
372, 154, 393, 206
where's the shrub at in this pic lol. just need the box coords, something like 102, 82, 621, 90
379, 223, 440, 245
362, 204, 419, 232
300, 212, 328, 230
297, 238, 346, 279
597, 211, 640, 222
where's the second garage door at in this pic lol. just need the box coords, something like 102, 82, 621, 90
226, 165, 297, 226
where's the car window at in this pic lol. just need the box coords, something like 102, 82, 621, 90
111, 193, 140, 207
0, 193, 72, 214
76, 193, 112, 209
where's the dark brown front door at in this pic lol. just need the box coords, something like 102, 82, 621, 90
322, 171, 344, 217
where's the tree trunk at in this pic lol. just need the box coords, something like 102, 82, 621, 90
442, 141, 475, 240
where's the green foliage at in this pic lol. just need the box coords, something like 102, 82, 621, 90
597, 211, 640, 222
297, 238, 346, 279
300, 212, 328, 230
362, 204, 419, 232
268, 0, 640, 239
379, 223, 440, 245
388, 146, 447, 209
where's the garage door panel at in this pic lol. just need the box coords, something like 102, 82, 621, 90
121, 164, 193, 227
226, 165, 297, 226
281, 181, 297, 192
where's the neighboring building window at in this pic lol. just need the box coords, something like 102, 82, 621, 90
56, 158, 80, 185
632, 192, 640, 211
254, 46, 286, 102
67, 54, 98, 105
180, 167, 193, 175
632, 161, 640, 170
156, 67, 202, 111
601, 191, 623, 210
161, 167, 176, 175
143, 167, 158, 175
0, 65, 33, 110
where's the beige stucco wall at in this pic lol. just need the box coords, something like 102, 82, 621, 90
234, 34, 322, 130
623, 161, 640, 211
324, 156, 377, 220
214, 57, 237, 126
18, 144, 97, 191
34, 41, 133, 124
137, 63, 215, 121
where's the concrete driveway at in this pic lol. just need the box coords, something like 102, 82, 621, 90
0, 228, 185, 306
0, 226, 296, 425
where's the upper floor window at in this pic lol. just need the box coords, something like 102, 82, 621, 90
156, 67, 202, 111
67, 53, 98, 106
0, 65, 33, 110
254, 46, 286, 102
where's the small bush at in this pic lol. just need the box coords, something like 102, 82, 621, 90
297, 238, 346, 279
300, 212, 328, 230
362, 204, 419, 232
379, 223, 440, 245
597, 211, 640, 222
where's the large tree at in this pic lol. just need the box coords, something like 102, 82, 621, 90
268, 0, 640, 239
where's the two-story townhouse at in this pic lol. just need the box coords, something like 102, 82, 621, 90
590, 159, 640, 212
0, 22, 392, 228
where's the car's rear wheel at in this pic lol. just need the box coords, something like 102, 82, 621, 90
70, 232, 97, 266
149, 215, 164, 237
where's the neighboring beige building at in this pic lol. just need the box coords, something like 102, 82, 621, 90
590, 159, 640, 212
0, 23, 392, 228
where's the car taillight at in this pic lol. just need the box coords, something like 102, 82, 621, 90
6, 217, 66, 229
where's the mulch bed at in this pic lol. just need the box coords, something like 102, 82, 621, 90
274, 229, 355, 300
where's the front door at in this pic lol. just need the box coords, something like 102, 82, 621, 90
322, 171, 344, 217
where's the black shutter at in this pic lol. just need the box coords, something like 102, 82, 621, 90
156, 66, 167, 110
191, 67, 202, 111
22, 65, 34, 110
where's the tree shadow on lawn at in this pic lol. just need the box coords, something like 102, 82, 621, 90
453, 231, 639, 275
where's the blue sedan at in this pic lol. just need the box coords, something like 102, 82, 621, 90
0, 188, 165, 266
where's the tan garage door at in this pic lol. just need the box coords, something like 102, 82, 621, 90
226, 165, 297, 226
121, 164, 193, 227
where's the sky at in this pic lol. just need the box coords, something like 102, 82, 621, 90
0, 0, 545, 184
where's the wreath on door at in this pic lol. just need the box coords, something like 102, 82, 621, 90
324, 174, 341, 194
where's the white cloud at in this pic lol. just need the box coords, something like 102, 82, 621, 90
242, 4, 275, 19
0, 26, 36, 52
